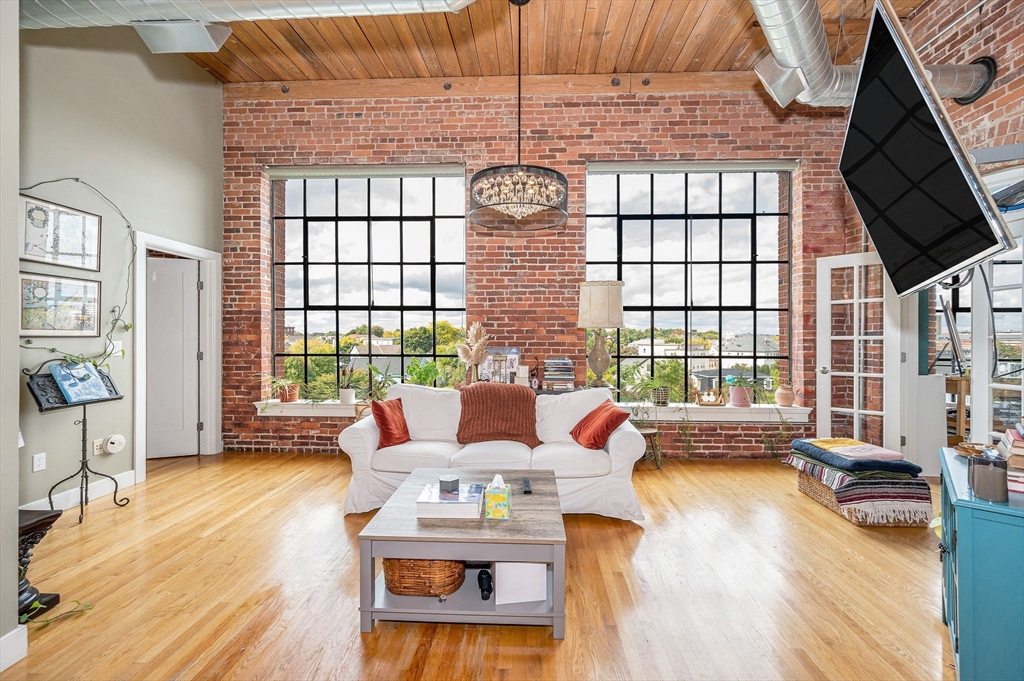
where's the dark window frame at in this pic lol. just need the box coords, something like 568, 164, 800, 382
585, 170, 792, 398
271, 176, 466, 387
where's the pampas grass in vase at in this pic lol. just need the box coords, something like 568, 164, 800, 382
456, 322, 489, 382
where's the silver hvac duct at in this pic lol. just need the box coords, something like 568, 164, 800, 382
19, 0, 479, 29
749, 0, 994, 107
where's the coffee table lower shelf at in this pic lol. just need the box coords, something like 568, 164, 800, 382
364, 567, 563, 634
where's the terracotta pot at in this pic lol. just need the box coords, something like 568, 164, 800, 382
338, 387, 357, 405
775, 384, 795, 407
728, 386, 751, 408
278, 384, 300, 403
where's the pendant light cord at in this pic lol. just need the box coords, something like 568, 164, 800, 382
516, 0, 522, 167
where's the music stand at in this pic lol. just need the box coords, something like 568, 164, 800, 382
24, 359, 130, 523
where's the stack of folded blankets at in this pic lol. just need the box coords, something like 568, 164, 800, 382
785, 438, 932, 527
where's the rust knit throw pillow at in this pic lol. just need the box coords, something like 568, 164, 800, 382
457, 382, 541, 448
571, 399, 630, 450
371, 398, 411, 449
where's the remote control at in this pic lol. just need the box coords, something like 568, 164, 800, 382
522, 477, 532, 494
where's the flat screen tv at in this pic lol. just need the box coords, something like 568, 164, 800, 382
839, 0, 1013, 298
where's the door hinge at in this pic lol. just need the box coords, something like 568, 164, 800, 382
197, 351, 204, 361
954, 635, 959, 654
952, 528, 957, 550
197, 280, 204, 291
901, 352, 907, 363
900, 435, 907, 446
197, 422, 204, 432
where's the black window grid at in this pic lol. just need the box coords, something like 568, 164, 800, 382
271, 177, 466, 388
585, 171, 792, 399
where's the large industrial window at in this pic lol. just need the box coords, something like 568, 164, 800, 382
584, 167, 792, 401
271, 172, 466, 396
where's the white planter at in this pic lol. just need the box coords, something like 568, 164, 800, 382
339, 388, 357, 405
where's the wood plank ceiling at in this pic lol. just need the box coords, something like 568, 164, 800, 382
189, 0, 929, 84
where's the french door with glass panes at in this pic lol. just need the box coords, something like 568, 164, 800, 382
816, 253, 901, 449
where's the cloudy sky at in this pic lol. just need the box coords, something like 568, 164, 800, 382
277, 173, 788, 340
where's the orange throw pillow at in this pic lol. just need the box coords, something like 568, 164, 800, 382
371, 398, 411, 449
571, 399, 630, 450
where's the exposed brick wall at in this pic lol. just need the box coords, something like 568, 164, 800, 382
907, 0, 1023, 152
652, 421, 816, 460
222, 90, 856, 456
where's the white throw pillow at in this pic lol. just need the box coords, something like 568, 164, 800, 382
535, 388, 613, 444
386, 383, 462, 443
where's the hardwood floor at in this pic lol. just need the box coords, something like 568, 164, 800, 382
2, 454, 954, 681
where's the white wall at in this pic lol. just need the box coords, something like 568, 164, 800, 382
18, 27, 222, 505
1, 2, 26, 671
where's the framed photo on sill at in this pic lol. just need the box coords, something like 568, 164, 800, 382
20, 273, 101, 337
18, 195, 101, 272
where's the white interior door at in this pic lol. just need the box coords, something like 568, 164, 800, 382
816, 253, 902, 450
146, 256, 199, 459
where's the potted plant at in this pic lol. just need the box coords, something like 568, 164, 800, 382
263, 374, 299, 403
367, 363, 397, 401
725, 373, 755, 407
634, 375, 679, 407
338, 367, 358, 404
406, 358, 439, 386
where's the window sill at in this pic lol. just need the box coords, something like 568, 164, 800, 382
254, 400, 357, 418
621, 403, 811, 423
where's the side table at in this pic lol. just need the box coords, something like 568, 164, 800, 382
637, 427, 662, 469
19, 509, 62, 618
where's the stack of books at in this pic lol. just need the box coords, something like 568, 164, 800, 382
415, 483, 485, 518
997, 424, 1024, 494
542, 358, 575, 391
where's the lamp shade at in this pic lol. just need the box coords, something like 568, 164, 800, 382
577, 281, 623, 329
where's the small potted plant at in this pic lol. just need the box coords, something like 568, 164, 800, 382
725, 373, 755, 407
406, 358, 439, 386
338, 367, 358, 405
367, 363, 397, 401
263, 374, 299, 403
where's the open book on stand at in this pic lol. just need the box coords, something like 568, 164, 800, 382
416, 483, 485, 519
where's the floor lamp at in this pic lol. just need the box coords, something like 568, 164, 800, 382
578, 281, 623, 388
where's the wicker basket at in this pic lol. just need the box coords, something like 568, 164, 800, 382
797, 471, 927, 528
382, 558, 465, 598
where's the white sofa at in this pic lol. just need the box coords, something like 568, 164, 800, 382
338, 384, 647, 520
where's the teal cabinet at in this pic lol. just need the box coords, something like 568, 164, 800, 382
940, 448, 1024, 681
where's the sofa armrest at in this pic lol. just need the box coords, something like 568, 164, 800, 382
338, 417, 379, 474
605, 420, 645, 472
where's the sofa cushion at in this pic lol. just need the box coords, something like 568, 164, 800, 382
449, 440, 532, 468
457, 383, 541, 448
371, 440, 462, 474
535, 388, 614, 443
370, 398, 411, 449
531, 442, 612, 479
571, 399, 631, 450
387, 383, 461, 442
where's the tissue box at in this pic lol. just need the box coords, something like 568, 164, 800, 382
484, 484, 512, 519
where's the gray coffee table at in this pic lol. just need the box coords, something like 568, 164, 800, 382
358, 468, 566, 638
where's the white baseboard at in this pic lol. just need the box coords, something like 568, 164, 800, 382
0, 625, 27, 672
20, 469, 136, 512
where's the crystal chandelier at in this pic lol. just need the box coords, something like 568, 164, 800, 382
469, 0, 568, 232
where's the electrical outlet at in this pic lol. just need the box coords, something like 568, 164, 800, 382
93, 438, 104, 457
106, 340, 124, 357
32, 452, 45, 472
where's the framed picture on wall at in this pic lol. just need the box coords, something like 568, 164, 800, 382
18, 195, 101, 271
20, 273, 101, 337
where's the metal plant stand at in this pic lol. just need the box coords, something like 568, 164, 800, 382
24, 359, 129, 524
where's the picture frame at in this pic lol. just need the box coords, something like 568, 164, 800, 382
18, 195, 101, 272
20, 273, 102, 337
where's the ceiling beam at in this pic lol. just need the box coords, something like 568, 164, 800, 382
223, 71, 761, 101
